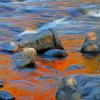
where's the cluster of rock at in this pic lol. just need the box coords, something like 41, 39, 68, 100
56, 74, 100, 100
0, 29, 67, 68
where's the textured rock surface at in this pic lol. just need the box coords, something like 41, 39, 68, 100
81, 31, 100, 53
15, 29, 64, 53
0, 91, 15, 100
11, 48, 37, 68
56, 74, 100, 100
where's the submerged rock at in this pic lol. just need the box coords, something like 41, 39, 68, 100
0, 90, 15, 100
79, 7, 100, 18
65, 64, 84, 71
0, 41, 19, 53
56, 74, 100, 100
0, 0, 12, 3
15, 29, 64, 53
81, 31, 100, 55
44, 49, 67, 59
11, 48, 37, 68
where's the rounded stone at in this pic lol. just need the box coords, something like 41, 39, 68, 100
0, 41, 19, 52
44, 49, 67, 59
0, 90, 15, 100
11, 48, 37, 68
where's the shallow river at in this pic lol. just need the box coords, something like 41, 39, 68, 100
0, 0, 100, 100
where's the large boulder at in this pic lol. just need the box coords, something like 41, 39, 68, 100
11, 48, 37, 68
81, 31, 100, 54
14, 29, 64, 53
56, 74, 100, 100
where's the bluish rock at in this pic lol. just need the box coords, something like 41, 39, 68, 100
0, 91, 15, 100
44, 49, 67, 59
65, 64, 84, 71
56, 75, 100, 100
0, 41, 18, 52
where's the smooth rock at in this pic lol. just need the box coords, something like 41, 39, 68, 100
11, 48, 37, 68
0, 41, 19, 53
56, 75, 100, 100
44, 49, 67, 59
0, 91, 15, 100
65, 64, 84, 71
15, 29, 64, 53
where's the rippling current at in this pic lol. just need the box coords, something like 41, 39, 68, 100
0, 0, 100, 41
0, 0, 100, 100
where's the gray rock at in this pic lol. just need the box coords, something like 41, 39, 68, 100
11, 48, 37, 68
81, 30, 100, 54
14, 29, 64, 53
56, 74, 100, 100
0, 90, 15, 100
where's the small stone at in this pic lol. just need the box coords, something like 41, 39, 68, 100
0, 41, 19, 53
0, 91, 15, 100
81, 30, 100, 54
44, 49, 67, 59
11, 48, 37, 68
65, 64, 84, 71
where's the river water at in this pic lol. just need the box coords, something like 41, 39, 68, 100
0, 0, 100, 100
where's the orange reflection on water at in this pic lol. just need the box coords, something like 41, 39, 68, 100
0, 34, 100, 100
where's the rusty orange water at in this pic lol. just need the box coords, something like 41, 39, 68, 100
0, 34, 100, 100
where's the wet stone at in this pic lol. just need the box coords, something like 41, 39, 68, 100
65, 64, 84, 71
81, 30, 100, 55
56, 75, 100, 100
15, 29, 64, 53
0, 41, 19, 53
11, 48, 37, 68
0, 91, 15, 100
44, 49, 67, 59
